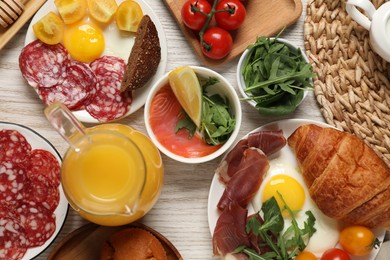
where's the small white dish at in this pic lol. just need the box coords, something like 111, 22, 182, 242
237, 37, 310, 114
144, 66, 242, 164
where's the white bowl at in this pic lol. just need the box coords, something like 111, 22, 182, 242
237, 37, 310, 114
144, 66, 242, 164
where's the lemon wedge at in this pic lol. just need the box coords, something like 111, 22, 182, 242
116, 0, 143, 32
54, 0, 87, 24
87, 0, 118, 23
168, 66, 202, 128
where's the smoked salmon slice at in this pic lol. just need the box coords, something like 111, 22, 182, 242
149, 84, 221, 158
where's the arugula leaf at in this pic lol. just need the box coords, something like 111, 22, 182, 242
175, 112, 196, 138
175, 77, 236, 146
242, 36, 316, 116
237, 194, 317, 260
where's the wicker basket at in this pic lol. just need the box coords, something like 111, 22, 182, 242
304, 0, 390, 167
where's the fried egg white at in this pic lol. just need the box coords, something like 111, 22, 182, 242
251, 158, 340, 257
62, 14, 135, 63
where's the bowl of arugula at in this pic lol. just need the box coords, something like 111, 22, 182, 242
144, 66, 242, 164
237, 37, 315, 116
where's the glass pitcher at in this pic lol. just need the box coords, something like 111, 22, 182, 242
45, 102, 164, 226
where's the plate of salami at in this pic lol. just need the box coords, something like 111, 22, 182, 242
0, 122, 68, 260
208, 119, 386, 259
21, 0, 167, 123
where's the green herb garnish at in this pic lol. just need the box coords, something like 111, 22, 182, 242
175, 76, 236, 146
235, 193, 317, 260
242, 36, 316, 116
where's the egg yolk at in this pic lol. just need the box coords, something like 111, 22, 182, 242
63, 21, 105, 63
262, 174, 305, 217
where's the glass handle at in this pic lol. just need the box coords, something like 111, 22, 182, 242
44, 102, 87, 147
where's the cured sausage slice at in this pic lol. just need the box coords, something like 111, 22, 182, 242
27, 149, 61, 187
90, 55, 126, 77
0, 207, 28, 260
85, 80, 132, 122
0, 130, 32, 164
24, 175, 60, 212
86, 56, 131, 122
16, 202, 56, 247
37, 61, 97, 110
0, 162, 26, 207
19, 40, 70, 88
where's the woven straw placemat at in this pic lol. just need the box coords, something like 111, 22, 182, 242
304, 0, 390, 167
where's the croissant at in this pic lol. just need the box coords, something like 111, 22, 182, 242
288, 124, 390, 229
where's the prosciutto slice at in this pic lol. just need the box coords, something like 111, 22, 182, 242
217, 148, 269, 211
218, 130, 286, 184
213, 201, 250, 259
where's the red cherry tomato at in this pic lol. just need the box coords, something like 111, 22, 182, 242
201, 27, 233, 60
215, 0, 246, 31
181, 0, 212, 31
339, 225, 378, 256
321, 248, 351, 260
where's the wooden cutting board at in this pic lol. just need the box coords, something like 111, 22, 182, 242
163, 0, 303, 66
0, 0, 46, 50
48, 223, 183, 260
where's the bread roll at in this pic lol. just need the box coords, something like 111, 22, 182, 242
288, 124, 390, 228
100, 228, 167, 260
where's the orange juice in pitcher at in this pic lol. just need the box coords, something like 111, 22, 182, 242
45, 102, 163, 226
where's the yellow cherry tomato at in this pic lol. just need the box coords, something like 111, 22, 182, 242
33, 12, 65, 45
339, 225, 379, 256
296, 251, 317, 260
54, 0, 87, 24
116, 0, 143, 32
87, 0, 118, 23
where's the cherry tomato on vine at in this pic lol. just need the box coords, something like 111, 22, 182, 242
201, 27, 233, 60
215, 0, 246, 31
339, 225, 379, 256
181, 0, 212, 31
321, 248, 351, 260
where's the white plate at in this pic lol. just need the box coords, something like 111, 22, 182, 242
0, 122, 68, 259
24, 0, 167, 123
207, 118, 385, 260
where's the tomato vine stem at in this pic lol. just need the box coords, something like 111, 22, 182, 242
191, 0, 235, 52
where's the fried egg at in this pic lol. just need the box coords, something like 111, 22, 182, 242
64, 20, 105, 63
62, 13, 135, 63
251, 158, 340, 257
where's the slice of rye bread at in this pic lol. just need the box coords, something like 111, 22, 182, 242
120, 15, 161, 92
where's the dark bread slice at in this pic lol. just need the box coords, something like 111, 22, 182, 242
120, 15, 161, 92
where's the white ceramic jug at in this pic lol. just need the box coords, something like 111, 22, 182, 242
346, 0, 390, 62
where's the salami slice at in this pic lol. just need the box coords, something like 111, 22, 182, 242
0, 207, 28, 260
90, 55, 126, 77
37, 60, 97, 110
23, 175, 60, 212
86, 56, 131, 122
19, 40, 70, 88
16, 202, 56, 247
0, 162, 26, 207
0, 130, 32, 164
85, 78, 132, 122
26, 149, 61, 187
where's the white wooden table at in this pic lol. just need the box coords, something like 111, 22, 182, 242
0, 0, 388, 259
